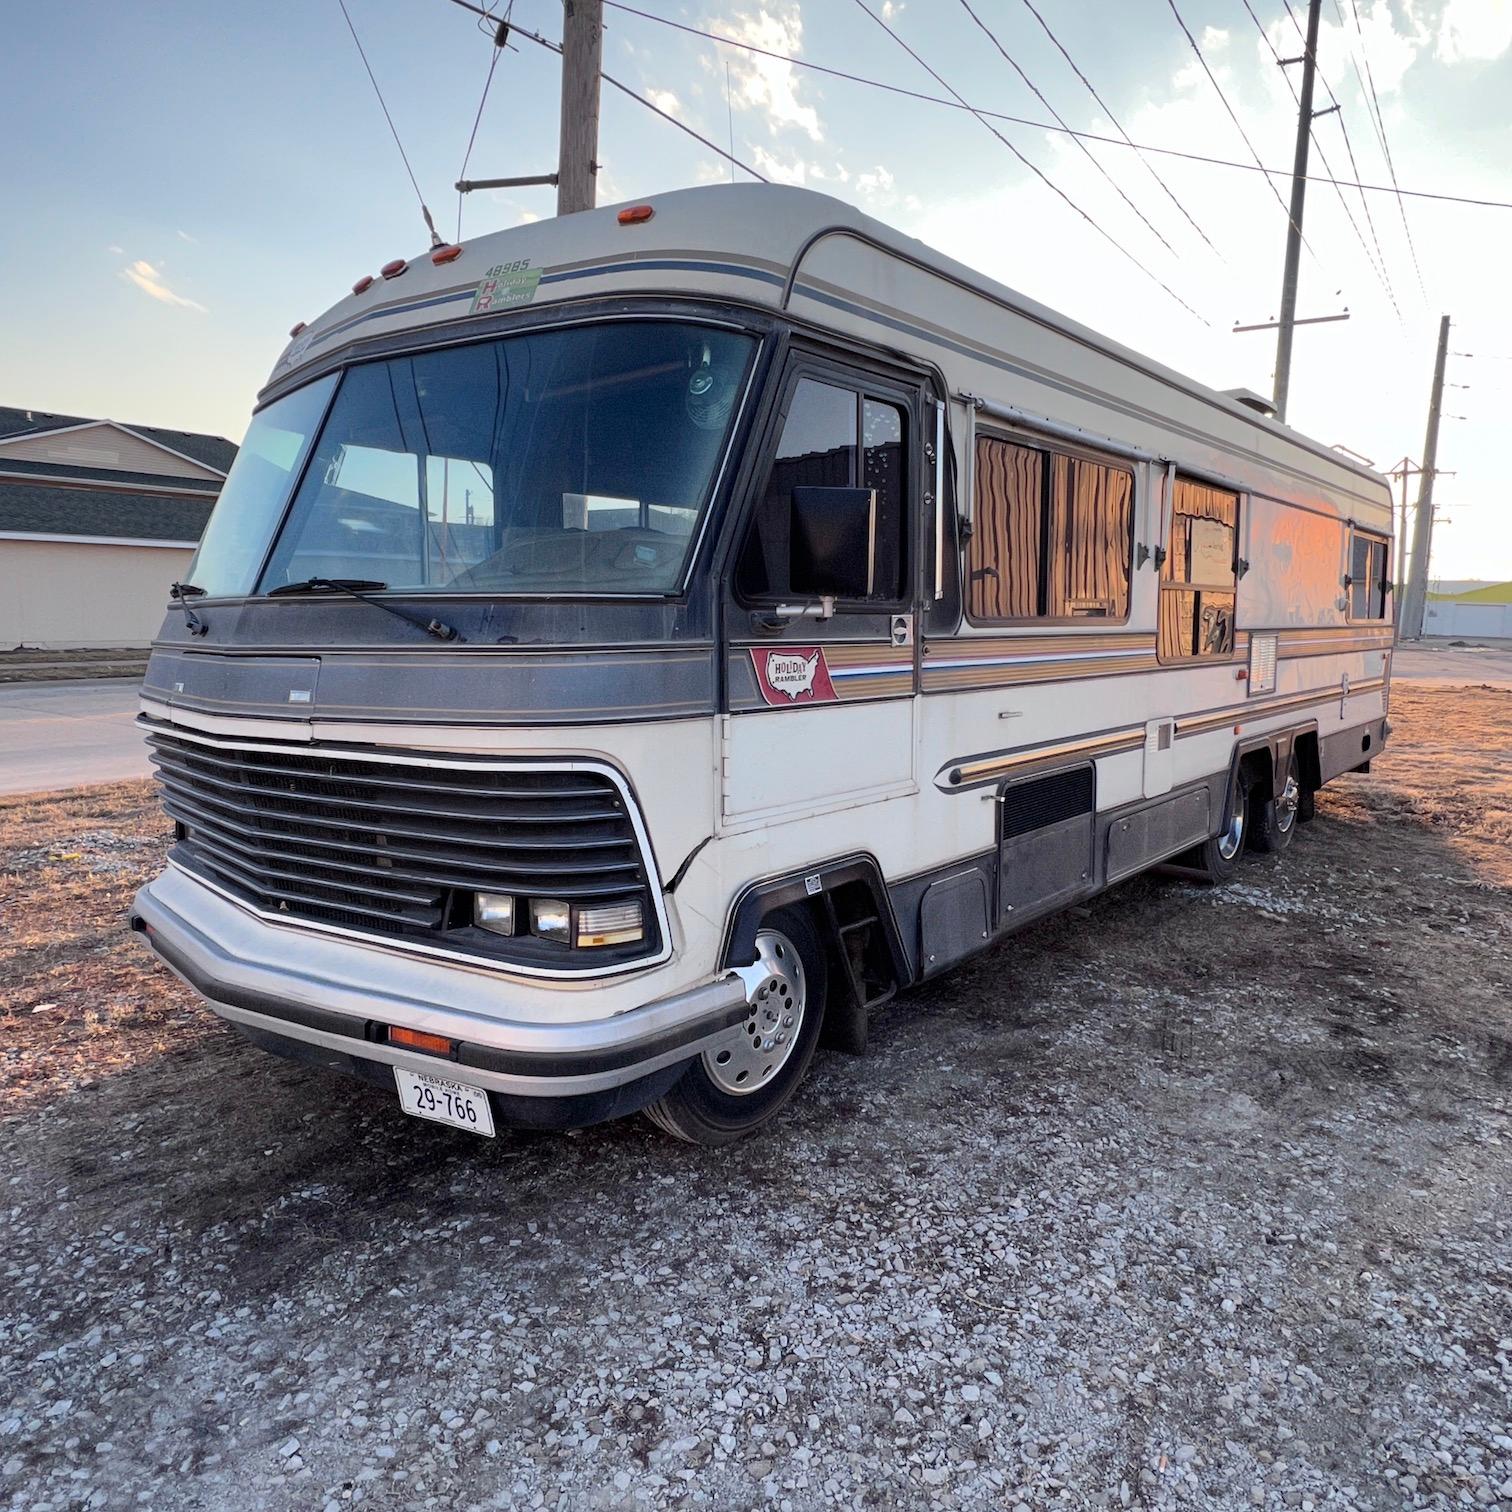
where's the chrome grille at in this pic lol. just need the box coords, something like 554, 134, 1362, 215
145, 725, 659, 967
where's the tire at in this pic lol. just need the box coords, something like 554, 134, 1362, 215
1296, 782, 1317, 823
1250, 754, 1300, 855
1194, 768, 1249, 884
645, 905, 827, 1146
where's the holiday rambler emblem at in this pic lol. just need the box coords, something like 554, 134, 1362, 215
750, 647, 838, 706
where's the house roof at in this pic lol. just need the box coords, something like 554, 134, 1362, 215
1430, 581, 1512, 605
0, 406, 238, 475
0, 482, 213, 543
0, 456, 223, 495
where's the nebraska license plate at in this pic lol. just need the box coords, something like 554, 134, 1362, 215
394, 1067, 496, 1137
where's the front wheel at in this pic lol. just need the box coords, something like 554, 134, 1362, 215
645, 906, 827, 1146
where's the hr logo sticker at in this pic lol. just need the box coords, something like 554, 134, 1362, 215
750, 647, 838, 706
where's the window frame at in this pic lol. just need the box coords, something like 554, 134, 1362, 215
1345, 526, 1391, 623
1156, 471, 1243, 666
236, 310, 765, 605
729, 352, 919, 615
963, 423, 1138, 629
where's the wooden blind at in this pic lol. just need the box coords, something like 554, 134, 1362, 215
968, 436, 1042, 620
1048, 454, 1133, 617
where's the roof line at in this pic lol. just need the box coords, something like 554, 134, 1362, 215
0, 530, 199, 550
0, 415, 232, 477
111, 422, 229, 478
0, 467, 222, 499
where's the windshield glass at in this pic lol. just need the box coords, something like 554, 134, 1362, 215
254, 321, 755, 596
185, 374, 336, 597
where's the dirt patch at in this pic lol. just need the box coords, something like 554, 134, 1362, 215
0, 687, 1509, 1510
0, 781, 203, 1114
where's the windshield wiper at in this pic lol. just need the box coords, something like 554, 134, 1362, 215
170, 581, 207, 598
266, 578, 463, 642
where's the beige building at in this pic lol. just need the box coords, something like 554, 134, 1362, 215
0, 407, 236, 648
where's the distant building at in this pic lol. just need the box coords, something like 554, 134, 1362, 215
1424, 580, 1512, 640
0, 407, 236, 648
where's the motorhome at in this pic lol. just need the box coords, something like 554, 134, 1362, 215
130, 185, 1394, 1145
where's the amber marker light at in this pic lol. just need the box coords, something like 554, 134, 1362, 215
388, 1026, 454, 1057
431, 244, 464, 265
617, 204, 655, 225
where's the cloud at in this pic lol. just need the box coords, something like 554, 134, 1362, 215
176, 228, 199, 244
106, 243, 123, 254
715, 4, 823, 140
1437, 0, 1512, 61
751, 145, 810, 185
120, 259, 207, 313
646, 88, 682, 118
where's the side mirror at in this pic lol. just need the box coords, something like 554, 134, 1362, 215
789, 486, 876, 600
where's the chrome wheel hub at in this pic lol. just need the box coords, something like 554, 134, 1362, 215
1217, 799, 1246, 861
705, 928, 805, 1096
1276, 773, 1300, 833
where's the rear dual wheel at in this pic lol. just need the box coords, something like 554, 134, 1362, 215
1249, 754, 1301, 855
645, 906, 826, 1147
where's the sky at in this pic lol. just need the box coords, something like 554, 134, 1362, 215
2, 0, 1509, 582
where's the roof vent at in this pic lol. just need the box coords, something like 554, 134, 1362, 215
1223, 387, 1277, 418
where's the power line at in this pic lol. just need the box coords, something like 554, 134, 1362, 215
955, 0, 1179, 258
1163, 0, 1316, 262
562, 0, 1512, 215
335, 0, 443, 246
1336, 0, 1427, 299
850, 0, 1212, 327
1015, 0, 1224, 260
456, 2, 514, 240
1240, 0, 1401, 319
441, 0, 768, 185
456, 0, 1512, 216
1278, 0, 1399, 314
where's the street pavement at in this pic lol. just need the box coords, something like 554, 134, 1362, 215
0, 680, 151, 796
1391, 638, 1512, 688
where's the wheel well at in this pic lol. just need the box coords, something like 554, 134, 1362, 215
721, 859, 906, 1057
1294, 728, 1321, 793
1237, 745, 1274, 800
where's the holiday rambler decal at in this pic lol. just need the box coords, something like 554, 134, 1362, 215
751, 646, 838, 706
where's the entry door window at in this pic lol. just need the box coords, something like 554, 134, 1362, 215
736, 376, 906, 605
1159, 477, 1239, 660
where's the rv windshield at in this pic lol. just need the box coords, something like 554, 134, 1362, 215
233, 321, 756, 598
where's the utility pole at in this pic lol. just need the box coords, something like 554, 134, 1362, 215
1385, 457, 1424, 644
556, 0, 603, 216
1272, 0, 1323, 423
1400, 315, 1452, 640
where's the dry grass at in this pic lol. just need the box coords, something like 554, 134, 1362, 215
0, 780, 204, 1115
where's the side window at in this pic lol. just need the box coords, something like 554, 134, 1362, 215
966, 434, 1132, 622
736, 376, 906, 605
1159, 477, 1239, 661
1348, 529, 1389, 620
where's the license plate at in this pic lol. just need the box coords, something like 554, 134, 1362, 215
394, 1067, 495, 1137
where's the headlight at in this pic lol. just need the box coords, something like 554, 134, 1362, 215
576, 900, 644, 947
529, 898, 571, 943
473, 892, 515, 935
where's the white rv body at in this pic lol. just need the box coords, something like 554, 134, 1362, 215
131, 186, 1392, 1139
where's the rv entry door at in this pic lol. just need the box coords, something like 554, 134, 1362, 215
720, 365, 921, 827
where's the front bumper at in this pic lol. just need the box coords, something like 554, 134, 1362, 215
130, 865, 753, 1111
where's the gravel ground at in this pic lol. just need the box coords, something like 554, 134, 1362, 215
2, 684, 1510, 1511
